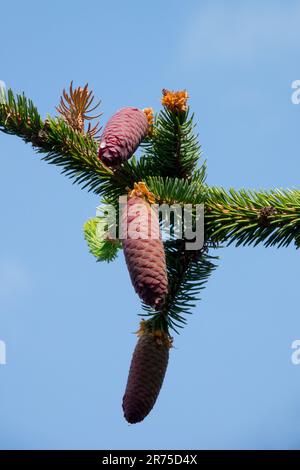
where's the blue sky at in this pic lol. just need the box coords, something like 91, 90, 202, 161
0, 0, 300, 450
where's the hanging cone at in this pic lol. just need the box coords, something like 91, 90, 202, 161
121, 189, 168, 309
123, 326, 172, 424
98, 107, 149, 167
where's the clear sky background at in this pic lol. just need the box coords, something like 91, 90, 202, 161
0, 0, 300, 450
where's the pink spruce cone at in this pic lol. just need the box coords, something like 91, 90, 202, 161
121, 195, 168, 309
123, 329, 171, 424
98, 107, 148, 167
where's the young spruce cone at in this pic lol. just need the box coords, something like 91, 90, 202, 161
98, 107, 149, 167
121, 192, 168, 309
123, 326, 172, 424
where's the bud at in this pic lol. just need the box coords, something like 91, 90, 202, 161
161, 88, 188, 113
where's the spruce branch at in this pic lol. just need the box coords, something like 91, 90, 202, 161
2, 84, 300, 422
0, 90, 173, 198
142, 244, 218, 333
1, 90, 299, 248
138, 177, 300, 248
144, 107, 201, 179
0, 89, 43, 142
143, 90, 200, 179
145, 171, 207, 205
37, 117, 111, 194
205, 187, 300, 248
